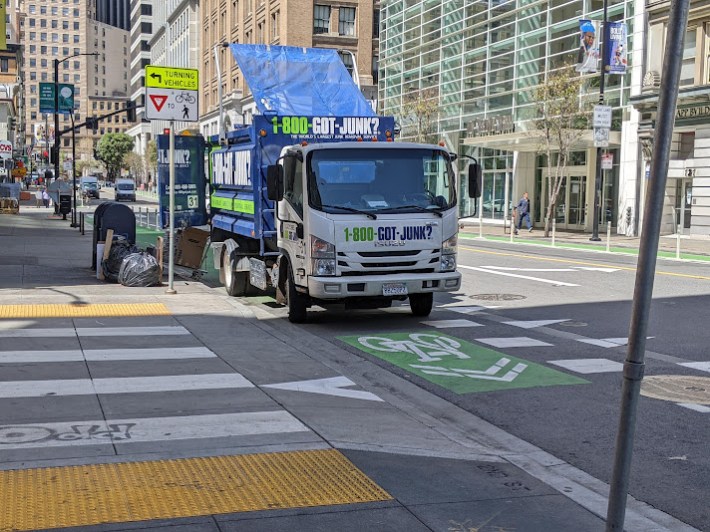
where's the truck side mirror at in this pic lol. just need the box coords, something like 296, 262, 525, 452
266, 165, 283, 201
468, 161, 482, 199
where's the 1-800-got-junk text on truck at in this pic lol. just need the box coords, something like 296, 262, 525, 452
209, 45, 481, 322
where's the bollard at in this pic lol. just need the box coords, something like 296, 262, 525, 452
510, 217, 514, 243
478, 217, 483, 239
676, 231, 681, 260
606, 221, 611, 252
552, 219, 556, 247
80, 212, 85, 235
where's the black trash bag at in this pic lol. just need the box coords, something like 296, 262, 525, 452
102, 237, 139, 282
118, 252, 162, 287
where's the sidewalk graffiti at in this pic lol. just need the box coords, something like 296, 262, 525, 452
0, 423, 135, 445
339, 332, 588, 394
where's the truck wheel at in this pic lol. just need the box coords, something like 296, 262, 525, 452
223, 251, 249, 297
409, 293, 433, 317
287, 268, 308, 323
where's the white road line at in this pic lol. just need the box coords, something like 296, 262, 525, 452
677, 403, 710, 413
476, 337, 553, 348
76, 326, 190, 337
0, 350, 84, 363
458, 265, 580, 287
503, 319, 570, 329
420, 319, 484, 328
83, 347, 217, 361
0, 326, 191, 339
0, 411, 310, 449
0, 373, 254, 398
0, 347, 217, 364
264, 376, 383, 402
482, 266, 579, 272
549, 358, 623, 374
679, 362, 710, 373
0, 328, 77, 338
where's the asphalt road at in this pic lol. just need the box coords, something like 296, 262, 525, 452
247, 237, 710, 531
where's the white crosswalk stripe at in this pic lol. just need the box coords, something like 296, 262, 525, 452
0, 412, 309, 449
0, 322, 316, 453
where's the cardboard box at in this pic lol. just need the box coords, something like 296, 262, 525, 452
175, 227, 210, 269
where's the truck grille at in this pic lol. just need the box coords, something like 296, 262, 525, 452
337, 249, 439, 276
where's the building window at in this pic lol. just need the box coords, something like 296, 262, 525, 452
679, 132, 695, 159
373, 9, 379, 38
313, 5, 330, 34
680, 28, 697, 86
271, 11, 279, 39
1, 59, 8, 73
339, 7, 356, 36
338, 50, 354, 76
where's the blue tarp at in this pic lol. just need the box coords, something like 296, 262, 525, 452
228, 44, 374, 117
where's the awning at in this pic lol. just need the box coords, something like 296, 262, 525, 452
463, 129, 622, 152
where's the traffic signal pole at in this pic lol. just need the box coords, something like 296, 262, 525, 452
53, 59, 60, 185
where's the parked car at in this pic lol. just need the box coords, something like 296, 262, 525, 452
115, 178, 136, 202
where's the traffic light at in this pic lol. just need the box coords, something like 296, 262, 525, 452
87, 116, 99, 133
125, 101, 137, 122
50, 146, 59, 165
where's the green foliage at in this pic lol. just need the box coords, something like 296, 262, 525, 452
95, 133, 134, 181
146, 139, 158, 180
532, 65, 590, 235
123, 151, 145, 181
397, 88, 439, 143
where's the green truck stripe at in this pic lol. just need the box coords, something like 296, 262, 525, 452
211, 195, 255, 214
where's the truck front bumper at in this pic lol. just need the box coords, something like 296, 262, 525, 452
307, 271, 461, 300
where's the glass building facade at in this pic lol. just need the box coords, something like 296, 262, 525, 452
380, 0, 636, 231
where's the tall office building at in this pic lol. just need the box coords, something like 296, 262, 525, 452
126, 0, 153, 171
199, 0, 380, 139
22, 0, 131, 172
95, 0, 131, 31
380, 0, 639, 236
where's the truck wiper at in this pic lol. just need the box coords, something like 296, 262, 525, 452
320, 204, 378, 220
376, 205, 443, 217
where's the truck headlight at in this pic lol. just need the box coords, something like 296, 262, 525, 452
311, 236, 336, 276
441, 234, 457, 272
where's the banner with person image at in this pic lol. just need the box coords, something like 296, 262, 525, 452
605, 22, 628, 75
576, 19, 600, 74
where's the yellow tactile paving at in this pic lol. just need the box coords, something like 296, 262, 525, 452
0, 449, 392, 531
0, 303, 170, 318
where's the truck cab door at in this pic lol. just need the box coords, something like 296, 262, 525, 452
280, 152, 306, 283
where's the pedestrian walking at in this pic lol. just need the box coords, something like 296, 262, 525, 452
35, 188, 43, 208
42, 188, 50, 208
515, 192, 532, 234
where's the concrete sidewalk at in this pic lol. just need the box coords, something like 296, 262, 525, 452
0, 207, 699, 532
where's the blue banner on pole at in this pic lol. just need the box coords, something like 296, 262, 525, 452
157, 134, 207, 228
605, 22, 628, 75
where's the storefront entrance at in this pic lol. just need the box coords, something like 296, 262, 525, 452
540, 167, 588, 230
675, 178, 692, 234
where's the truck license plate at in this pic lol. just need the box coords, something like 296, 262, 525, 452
383, 283, 408, 296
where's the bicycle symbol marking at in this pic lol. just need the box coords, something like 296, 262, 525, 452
357, 333, 528, 382
175, 92, 196, 104
358, 333, 469, 363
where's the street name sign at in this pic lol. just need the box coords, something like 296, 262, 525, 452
145, 87, 199, 122
145, 66, 199, 91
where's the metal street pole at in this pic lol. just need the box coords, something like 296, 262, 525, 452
214, 43, 229, 144
166, 121, 176, 295
53, 59, 60, 186
70, 110, 78, 227
605, 0, 691, 529
590, 0, 608, 242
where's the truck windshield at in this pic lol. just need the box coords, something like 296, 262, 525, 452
307, 148, 456, 215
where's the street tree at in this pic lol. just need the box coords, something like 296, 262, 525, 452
123, 151, 145, 183
397, 88, 439, 143
95, 133, 134, 182
532, 65, 590, 237
146, 139, 158, 185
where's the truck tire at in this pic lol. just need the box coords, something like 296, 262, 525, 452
409, 293, 433, 317
287, 267, 308, 323
223, 251, 249, 297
